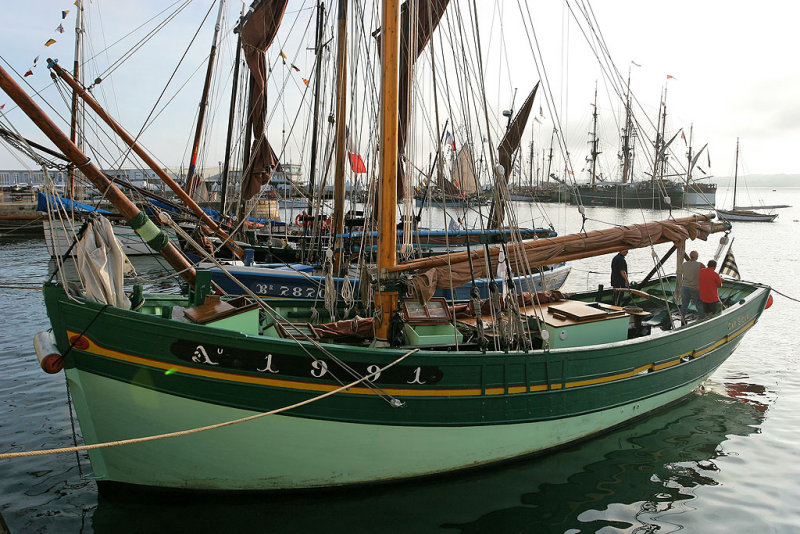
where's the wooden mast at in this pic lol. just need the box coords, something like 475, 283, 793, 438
48, 60, 244, 260
67, 0, 84, 201
301, 1, 325, 263
590, 83, 599, 187
332, 0, 348, 272
621, 69, 632, 184
528, 140, 534, 189
0, 63, 196, 285
658, 85, 668, 183
307, 1, 325, 212
220, 4, 246, 215
651, 90, 663, 188
733, 137, 740, 208
685, 124, 694, 186
184, 0, 228, 199
376, 0, 400, 340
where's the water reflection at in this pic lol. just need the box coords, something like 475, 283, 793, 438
444, 383, 766, 533
89, 385, 766, 534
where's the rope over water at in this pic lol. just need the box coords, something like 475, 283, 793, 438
0, 285, 42, 290
0, 348, 419, 460
772, 288, 800, 304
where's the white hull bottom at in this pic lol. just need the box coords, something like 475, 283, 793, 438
683, 191, 716, 207
715, 209, 777, 222
43, 220, 177, 256
66, 367, 717, 491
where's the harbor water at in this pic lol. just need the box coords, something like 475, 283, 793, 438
1, 187, 799, 533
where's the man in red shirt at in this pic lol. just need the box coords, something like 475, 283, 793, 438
699, 259, 723, 316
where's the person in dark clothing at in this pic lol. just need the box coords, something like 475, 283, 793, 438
611, 250, 629, 305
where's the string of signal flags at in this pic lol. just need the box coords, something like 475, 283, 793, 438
22, 2, 77, 79
0, 2, 77, 113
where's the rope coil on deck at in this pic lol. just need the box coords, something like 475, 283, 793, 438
0, 348, 419, 460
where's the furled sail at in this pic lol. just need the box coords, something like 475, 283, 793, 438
450, 144, 479, 194
377, 0, 450, 199
490, 81, 539, 226
498, 82, 539, 184
240, 0, 288, 200
393, 215, 727, 301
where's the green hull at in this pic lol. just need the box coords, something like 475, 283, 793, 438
67, 368, 714, 490
43, 279, 770, 490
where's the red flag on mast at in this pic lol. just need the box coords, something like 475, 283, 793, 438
348, 153, 366, 174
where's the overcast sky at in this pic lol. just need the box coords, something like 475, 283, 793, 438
1, 0, 798, 179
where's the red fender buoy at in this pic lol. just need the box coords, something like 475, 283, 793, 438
34, 331, 65, 374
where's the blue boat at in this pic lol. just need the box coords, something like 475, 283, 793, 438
209, 261, 571, 301
341, 227, 557, 256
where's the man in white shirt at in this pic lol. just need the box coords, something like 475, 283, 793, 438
680, 250, 704, 319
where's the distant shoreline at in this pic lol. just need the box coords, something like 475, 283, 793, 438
710, 175, 799, 187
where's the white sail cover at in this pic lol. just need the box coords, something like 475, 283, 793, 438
451, 145, 480, 194
75, 217, 135, 309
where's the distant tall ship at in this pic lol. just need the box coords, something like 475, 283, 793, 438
569, 84, 684, 210
683, 181, 717, 207
682, 124, 716, 207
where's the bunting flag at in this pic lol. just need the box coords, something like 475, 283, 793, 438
348, 153, 367, 174
74, 0, 80, 6
62, 10, 69, 19
302, 78, 309, 87
680, 131, 687, 145
45, 39, 57, 47
279, 50, 287, 64
720, 247, 741, 280
631, 60, 642, 67
707, 150, 711, 167
666, 74, 675, 80
444, 131, 455, 151
55, 24, 65, 34
697, 166, 707, 175
33, 56, 40, 67
533, 116, 542, 124
24, 70, 33, 77
0, 104, 5, 110
290, 63, 300, 72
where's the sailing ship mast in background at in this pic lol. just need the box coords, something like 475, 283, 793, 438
239, 0, 287, 202
219, 4, 247, 215
619, 71, 634, 185
184, 0, 228, 201
392, 0, 449, 200
651, 88, 665, 187
715, 138, 780, 222
67, 0, 85, 202
588, 83, 600, 186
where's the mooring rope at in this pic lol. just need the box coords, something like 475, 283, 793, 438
0, 348, 419, 460
772, 288, 800, 304
0, 285, 42, 290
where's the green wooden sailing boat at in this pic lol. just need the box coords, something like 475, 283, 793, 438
1, 0, 772, 492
